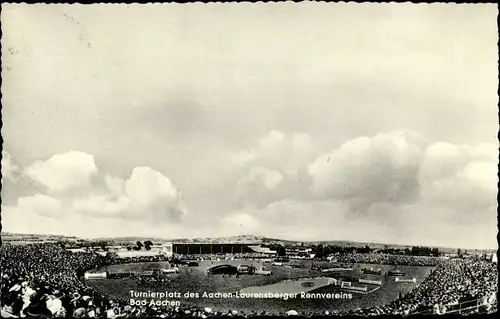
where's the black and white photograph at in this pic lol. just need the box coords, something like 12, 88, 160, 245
1, 2, 498, 318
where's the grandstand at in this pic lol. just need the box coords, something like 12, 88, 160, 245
172, 242, 265, 255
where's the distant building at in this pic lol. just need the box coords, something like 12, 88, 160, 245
248, 245, 277, 255
172, 242, 263, 255
286, 248, 312, 257
161, 243, 173, 258
114, 250, 162, 258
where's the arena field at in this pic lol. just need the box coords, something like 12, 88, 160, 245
85, 259, 435, 313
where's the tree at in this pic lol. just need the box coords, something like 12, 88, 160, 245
106, 251, 119, 259
324, 245, 332, 256
144, 240, 153, 251
126, 246, 132, 251
359, 245, 371, 254
411, 246, 421, 256
136, 241, 143, 250
100, 242, 107, 251
314, 245, 325, 258
277, 246, 287, 256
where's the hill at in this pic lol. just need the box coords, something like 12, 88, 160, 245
1, 232, 495, 253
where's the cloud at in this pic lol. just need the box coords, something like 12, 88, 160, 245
24, 151, 98, 193
104, 174, 125, 194
17, 194, 63, 219
125, 167, 181, 204
308, 130, 425, 212
227, 130, 496, 248
73, 195, 132, 218
307, 131, 497, 220
235, 166, 284, 208
231, 130, 317, 172
259, 130, 285, 149
232, 129, 496, 227
74, 167, 187, 222
230, 150, 257, 167
232, 130, 319, 208
419, 141, 498, 212
1, 151, 20, 182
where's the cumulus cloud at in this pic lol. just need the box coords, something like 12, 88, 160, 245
235, 166, 284, 208
231, 130, 318, 172
74, 167, 187, 222
24, 151, 98, 193
17, 194, 63, 219
228, 129, 496, 246
308, 130, 425, 212
307, 131, 497, 221
232, 130, 319, 208
419, 141, 498, 212
1, 151, 20, 182
259, 130, 285, 149
125, 167, 181, 204
104, 174, 125, 194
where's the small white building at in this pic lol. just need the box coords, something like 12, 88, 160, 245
160, 243, 174, 258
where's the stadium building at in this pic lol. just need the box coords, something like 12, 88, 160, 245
172, 242, 274, 255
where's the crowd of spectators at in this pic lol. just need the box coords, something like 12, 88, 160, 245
348, 257, 498, 316
332, 253, 447, 267
1, 244, 497, 318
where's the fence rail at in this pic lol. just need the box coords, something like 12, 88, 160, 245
410, 297, 496, 316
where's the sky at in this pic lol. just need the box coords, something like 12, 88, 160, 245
1, 3, 498, 249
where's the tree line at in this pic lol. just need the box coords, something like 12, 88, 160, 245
266, 244, 440, 258
63, 240, 155, 251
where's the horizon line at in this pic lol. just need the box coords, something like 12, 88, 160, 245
2, 231, 497, 251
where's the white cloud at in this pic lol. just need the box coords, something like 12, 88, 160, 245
104, 174, 124, 194
73, 195, 132, 218
227, 130, 497, 248
17, 194, 63, 219
24, 151, 98, 193
230, 150, 257, 167
73, 166, 187, 222
259, 130, 285, 149
307, 131, 497, 219
230, 130, 316, 171
235, 166, 284, 208
247, 166, 283, 190
125, 167, 180, 204
308, 130, 424, 211
231, 130, 318, 208
1, 151, 19, 182
419, 141, 498, 211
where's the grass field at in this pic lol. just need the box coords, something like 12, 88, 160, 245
85, 259, 434, 313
